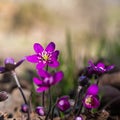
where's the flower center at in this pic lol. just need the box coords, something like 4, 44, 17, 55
85, 96, 93, 105
38, 51, 52, 63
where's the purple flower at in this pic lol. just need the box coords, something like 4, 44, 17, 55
56, 96, 71, 112
88, 60, 114, 75
83, 84, 100, 109
75, 116, 83, 120
21, 104, 29, 113
33, 69, 64, 92
26, 42, 60, 69
83, 94, 100, 109
0, 57, 25, 73
35, 106, 45, 116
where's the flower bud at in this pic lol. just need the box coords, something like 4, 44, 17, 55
21, 104, 29, 113
57, 96, 70, 112
78, 76, 89, 86
35, 106, 45, 116
75, 116, 83, 120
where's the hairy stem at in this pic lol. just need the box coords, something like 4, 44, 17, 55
45, 88, 52, 120
72, 86, 82, 113
11, 70, 30, 120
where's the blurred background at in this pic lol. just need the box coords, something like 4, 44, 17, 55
0, 0, 120, 66
0, 0, 120, 114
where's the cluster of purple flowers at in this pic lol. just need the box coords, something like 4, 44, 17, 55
0, 41, 115, 120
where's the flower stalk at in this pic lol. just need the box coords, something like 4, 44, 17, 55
11, 70, 30, 120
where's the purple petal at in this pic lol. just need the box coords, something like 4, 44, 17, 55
33, 77, 43, 85
51, 50, 59, 60
48, 61, 60, 68
26, 55, 38, 63
4, 58, 14, 65
15, 57, 25, 68
36, 62, 46, 69
53, 71, 64, 85
38, 69, 50, 78
34, 43, 44, 53
88, 60, 95, 67
59, 96, 69, 101
45, 42, 55, 52
0, 67, 6, 73
93, 97, 100, 108
97, 62, 105, 69
36, 86, 49, 92
87, 84, 99, 95
106, 65, 114, 71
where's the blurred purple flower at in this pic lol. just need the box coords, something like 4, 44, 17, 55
26, 42, 60, 69
75, 116, 83, 120
83, 94, 100, 109
33, 69, 64, 92
21, 104, 29, 113
0, 57, 25, 73
83, 84, 100, 109
35, 106, 45, 116
56, 96, 71, 112
88, 60, 114, 75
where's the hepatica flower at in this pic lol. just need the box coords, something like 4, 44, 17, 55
26, 42, 60, 69
0, 57, 25, 73
35, 106, 45, 116
56, 96, 70, 112
83, 84, 100, 109
88, 60, 114, 75
33, 69, 64, 92
21, 104, 29, 113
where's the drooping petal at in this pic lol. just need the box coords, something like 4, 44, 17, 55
15, 57, 25, 68
53, 71, 64, 85
0, 67, 6, 73
33, 77, 43, 85
36, 86, 49, 92
87, 84, 99, 95
38, 69, 50, 78
48, 61, 60, 68
36, 62, 46, 69
45, 42, 55, 52
26, 55, 38, 63
34, 43, 44, 53
51, 50, 59, 60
